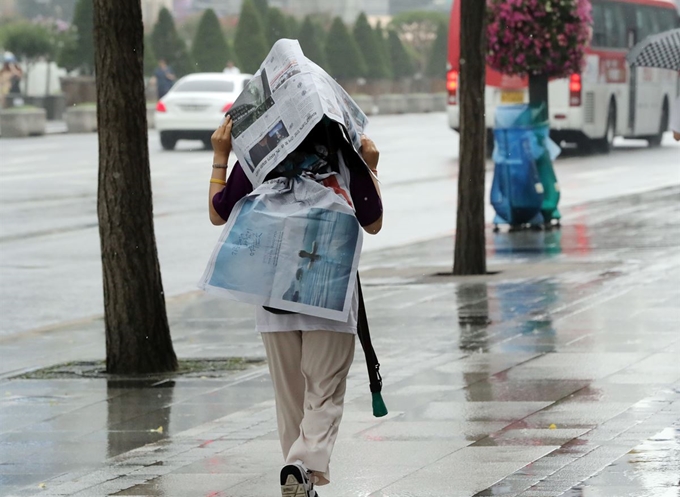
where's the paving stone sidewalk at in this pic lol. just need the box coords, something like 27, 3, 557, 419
1, 187, 679, 497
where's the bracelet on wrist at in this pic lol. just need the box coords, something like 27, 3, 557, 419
210, 178, 227, 186
212, 163, 228, 169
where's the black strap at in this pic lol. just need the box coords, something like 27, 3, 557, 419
356, 274, 383, 394
264, 274, 382, 394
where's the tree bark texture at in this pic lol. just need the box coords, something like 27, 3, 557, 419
453, 0, 487, 276
94, 0, 177, 374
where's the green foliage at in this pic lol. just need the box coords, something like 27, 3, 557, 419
66, 0, 94, 74
387, 29, 414, 80
352, 12, 389, 80
253, 0, 269, 20
286, 15, 300, 41
389, 10, 447, 73
234, 0, 269, 74
297, 15, 326, 69
0, 22, 13, 48
151, 7, 193, 77
144, 35, 158, 77
325, 17, 366, 79
192, 9, 230, 72
374, 21, 392, 77
266, 7, 289, 48
425, 21, 447, 79
52, 26, 78, 72
3, 23, 54, 61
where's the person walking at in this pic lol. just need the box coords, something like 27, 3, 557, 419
223, 60, 241, 74
207, 116, 383, 496
0, 54, 23, 108
153, 58, 176, 100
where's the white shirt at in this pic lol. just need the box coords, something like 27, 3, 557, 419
255, 282, 358, 334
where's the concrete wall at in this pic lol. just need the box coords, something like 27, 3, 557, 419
0, 108, 46, 138
354, 93, 446, 116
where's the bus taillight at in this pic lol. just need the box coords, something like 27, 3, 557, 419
569, 74, 582, 107
447, 70, 459, 105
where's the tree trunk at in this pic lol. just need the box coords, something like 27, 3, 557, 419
529, 73, 549, 122
93, 0, 177, 374
453, 0, 487, 276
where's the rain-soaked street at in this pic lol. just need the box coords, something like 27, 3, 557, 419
0, 114, 679, 496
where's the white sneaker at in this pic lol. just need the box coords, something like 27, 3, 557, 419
280, 461, 317, 497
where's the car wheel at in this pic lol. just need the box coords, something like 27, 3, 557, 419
593, 102, 615, 154
160, 131, 178, 151
647, 99, 668, 148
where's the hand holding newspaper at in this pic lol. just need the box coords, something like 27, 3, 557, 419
200, 39, 371, 321
225, 39, 368, 187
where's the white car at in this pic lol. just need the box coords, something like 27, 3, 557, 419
155, 72, 252, 150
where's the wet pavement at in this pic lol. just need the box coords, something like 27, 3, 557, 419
1, 186, 679, 496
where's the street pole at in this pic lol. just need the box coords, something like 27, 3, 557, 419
529, 73, 549, 122
453, 0, 487, 276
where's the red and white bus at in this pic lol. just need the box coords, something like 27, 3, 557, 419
447, 0, 680, 153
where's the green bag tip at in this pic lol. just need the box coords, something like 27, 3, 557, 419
372, 392, 388, 418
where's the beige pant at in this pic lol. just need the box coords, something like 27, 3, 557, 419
262, 330, 355, 486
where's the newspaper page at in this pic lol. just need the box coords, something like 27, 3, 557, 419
199, 174, 362, 322
227, 39, 368, 186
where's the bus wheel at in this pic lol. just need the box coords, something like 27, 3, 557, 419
647, 100, 668, 148
593, 103, 616, 154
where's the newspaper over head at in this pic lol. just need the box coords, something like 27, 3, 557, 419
199, 39, 372, 322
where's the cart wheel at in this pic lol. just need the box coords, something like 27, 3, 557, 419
493, 224, 500, 233
531, 223, 544, 231
555, 220, 561, 229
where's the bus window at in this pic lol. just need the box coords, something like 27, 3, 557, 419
656, 7, 677, 32
636, 6, 660, 40
636, 7, 648, 39
604, 3, 627, 48
592, 3, 606, 47
645, 7, 660, 35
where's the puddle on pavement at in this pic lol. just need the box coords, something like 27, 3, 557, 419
563, 426, 680, 497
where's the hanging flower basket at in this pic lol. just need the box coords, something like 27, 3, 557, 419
487, 0, 592, 79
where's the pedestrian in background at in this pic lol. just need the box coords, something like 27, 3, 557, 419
153, 58, 176, 100
0, 54, 23, 108
207, 116, 383, 497
223, 60, 240, 74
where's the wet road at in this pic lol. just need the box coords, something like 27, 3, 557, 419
0, 186, 678, 496
0, 114, 679, 337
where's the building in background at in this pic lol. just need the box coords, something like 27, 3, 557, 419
1, 0, 76, 21
171, 0, 391, 22
389, 0, 450, 15
166, 0, 449, 23
142, 0, 174, 25
0, 0, 18, 19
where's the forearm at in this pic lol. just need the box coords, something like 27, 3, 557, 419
362, 167, 383, 235
208, 152, 229, 225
